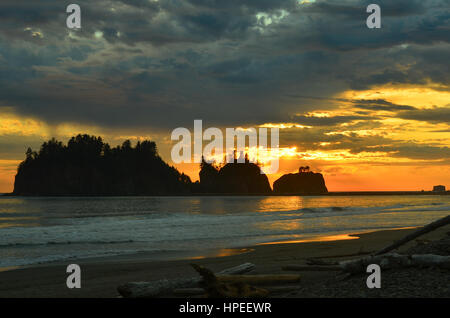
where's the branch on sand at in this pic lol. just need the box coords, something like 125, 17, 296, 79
375, 215, 450, 255
191, 263, 270, 298
283, 215, 450, 274
339, 253, 450, 274
117, 262, 255, 298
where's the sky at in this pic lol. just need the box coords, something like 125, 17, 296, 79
0, 0, 449, 192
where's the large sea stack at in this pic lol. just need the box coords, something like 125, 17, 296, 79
13, 134, 192, 196
273, 166, 328, 195
199, 157, 272, 194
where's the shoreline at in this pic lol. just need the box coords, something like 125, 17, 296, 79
2, 191, 449, 197
1, 224, 449, 298
0, 226, 418, 274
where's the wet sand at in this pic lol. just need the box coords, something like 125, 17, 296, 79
0, 225, 449, 298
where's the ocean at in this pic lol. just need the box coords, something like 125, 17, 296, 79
0, 195, 449, 269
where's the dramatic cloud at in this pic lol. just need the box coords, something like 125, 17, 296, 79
397, 106, 450, 124
293, 114, 380, 126
0, 0, 448, 129
0, 0, 449, 192
352, 99, 417, 112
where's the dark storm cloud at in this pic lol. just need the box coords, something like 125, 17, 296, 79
278, 126, 450, 161
293, 114, 379, 126
303, 0, 426, 18
184, 0, 297, 11
352, 99, 417, 111
0, 134, 44, 160
397, 107, 450, 124
286, 95, 418, 112
0, 1, 62, 24
0, 0, 448, 134
354, 143, 450, 160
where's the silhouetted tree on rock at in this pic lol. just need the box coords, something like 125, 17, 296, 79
198, 155, 272, 194
273, 166, 327, 195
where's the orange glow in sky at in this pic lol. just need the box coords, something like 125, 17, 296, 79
0, 85, 449, 193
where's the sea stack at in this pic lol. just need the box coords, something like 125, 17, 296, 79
273, 166, 328, 195
199, 156, 272, 194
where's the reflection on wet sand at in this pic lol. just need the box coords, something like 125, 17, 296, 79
258, 233, 360, 245
189, 248, 254, 260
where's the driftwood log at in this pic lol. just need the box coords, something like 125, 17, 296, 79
284, 215, 450, 274
173, 285, 300, 296
282, 253, 450, 274
306, 258, 338, 266
375, 214, 450, 255
191, 264, 269, 298
282, 265, 341, 272
339, 253, 450, 274
173, 287, 207, 296
216, 274, 301, 285
117, 262, 255, 298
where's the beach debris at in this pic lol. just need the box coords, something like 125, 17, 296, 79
263, 286, 302, 294
406, 237, 450, 256
375, 215, 450, 255
216, 274, 302, 285
191, 264, 269, 298
306, 258, 338, 266
415, 239, 431, 246
173, 285, 301, 297
282, 265, 341, 272
339, 253, 450, 274
117, 262, 255, 298
173, 287, 206, 296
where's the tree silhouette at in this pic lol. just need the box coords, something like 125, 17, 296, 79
299, 166, 310, 173
13, 134, 192, 196
198, 151, 271, 194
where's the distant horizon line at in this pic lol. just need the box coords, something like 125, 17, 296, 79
1, 190, 448, 197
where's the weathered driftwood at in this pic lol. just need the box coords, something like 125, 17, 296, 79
173, 287, 206, 296
173, 285, 300, 296
192, 264, 269, 298
339, 253, 450, 274
375, 215, 450, 255
216, 274, 301, 285
282, 265, 341, 272
117, 262, 255, 298
306, 258, 338, 266
263, 285, 302, 294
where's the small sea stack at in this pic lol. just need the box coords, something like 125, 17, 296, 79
273, 166, 328, 195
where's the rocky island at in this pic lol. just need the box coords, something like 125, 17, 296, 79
12, 135, 329, 196
13, 134, 192, 196
273, 166, 328, 195
198, 155, 272, 194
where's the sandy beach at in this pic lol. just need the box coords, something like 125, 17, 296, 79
1, 224, 449, 298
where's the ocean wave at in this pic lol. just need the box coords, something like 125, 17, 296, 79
285, 203, 450, 216
1, 196, 448, 268
0, 239, 137, 248
0, 248, 170, 268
